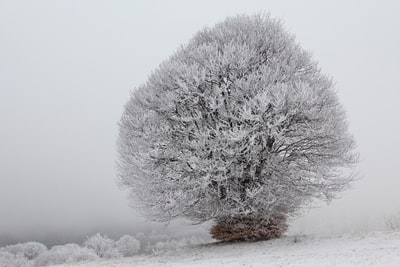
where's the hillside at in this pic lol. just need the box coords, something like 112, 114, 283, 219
55, 231, 400, 267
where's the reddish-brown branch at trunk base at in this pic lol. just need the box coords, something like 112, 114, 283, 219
210, 215, 288, 242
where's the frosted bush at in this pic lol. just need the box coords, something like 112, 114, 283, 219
385, 210, 400, 231
0, 251, 31, 267
34, 243, 98, 266
0, 242, 47, 260
83, 233, 121, 259
150, 236, 206, 253
134, 232, 149, 254
116, 235, 140, 257
147, 233, 169, 244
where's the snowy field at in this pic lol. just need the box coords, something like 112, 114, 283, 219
55, 231, 400, 267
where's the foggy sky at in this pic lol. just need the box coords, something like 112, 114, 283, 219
1, 0, 400, 243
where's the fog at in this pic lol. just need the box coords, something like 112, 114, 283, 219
1, 0, 399, 245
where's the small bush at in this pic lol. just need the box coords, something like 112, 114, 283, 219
116, 235, 140, 257
0, 242, 47, 260
385, 210, 400, 231
133, 232, 148, 253
210, 215, 287, 242
34, 243, 98, 266
0, 251, 31, 267
148, 235, 207, 253
83, 233, 121, 259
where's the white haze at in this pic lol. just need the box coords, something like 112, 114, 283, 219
0, 0, 399, 243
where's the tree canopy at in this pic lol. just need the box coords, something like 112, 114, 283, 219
117, 14, 357, 240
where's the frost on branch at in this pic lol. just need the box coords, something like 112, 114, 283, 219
117, 14, 358, 241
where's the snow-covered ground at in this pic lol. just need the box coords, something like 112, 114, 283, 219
55, 230, 400, 267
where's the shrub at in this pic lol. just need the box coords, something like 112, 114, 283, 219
83, 233, 121, 259
385, 210, 400, 231
116, 235, 140, 257
0, 251, 31, 267
34, 244, 98, 266
149, 235, 207, 253
0, 242, 47, 260
211, 215, 287, 242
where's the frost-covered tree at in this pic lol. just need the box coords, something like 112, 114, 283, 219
117, 14, 357, 241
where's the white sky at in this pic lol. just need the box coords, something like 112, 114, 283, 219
1, 0, 399, 241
